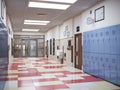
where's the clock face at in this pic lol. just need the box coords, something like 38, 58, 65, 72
87, 17, 94, 24
95, 6, 105, 22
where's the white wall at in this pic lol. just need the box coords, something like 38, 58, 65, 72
45, 19, 74, 41
45, 26, 59, 40
74, 0, 120, 34
60, 19, 73, 39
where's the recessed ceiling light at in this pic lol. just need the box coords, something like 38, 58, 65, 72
28, 2, 70, 10
24, 20, 50, 25
37, 0, 78, 4
22, 29, 40, 32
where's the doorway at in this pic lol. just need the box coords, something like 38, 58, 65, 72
14, 35, 45, 57
74, 33, 82, 69
21, 39, 44, 57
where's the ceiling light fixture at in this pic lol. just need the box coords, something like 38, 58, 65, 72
22, 29, 40, 32
28, 2, 70, 10
37, 0, 78, 4
24, 20, 50, 25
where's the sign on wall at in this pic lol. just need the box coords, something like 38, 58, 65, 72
63, 25, 70, 37
95, 6, 105, 22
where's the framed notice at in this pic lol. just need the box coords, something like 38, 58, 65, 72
95, 6, 105, 22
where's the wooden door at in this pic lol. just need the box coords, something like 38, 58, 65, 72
74, 33, 82, 69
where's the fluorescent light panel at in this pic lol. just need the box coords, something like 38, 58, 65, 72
37, 0, 78, 4
24, 20, 50, 23
24, 22, 47, 25
28, 2, 70, 10
24, 20, 50, 25
22, 29, 39, 32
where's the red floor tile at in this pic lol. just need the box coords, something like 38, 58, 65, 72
33, 78, 59, 82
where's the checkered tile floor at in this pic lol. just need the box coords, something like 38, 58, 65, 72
0, 57, 120, 90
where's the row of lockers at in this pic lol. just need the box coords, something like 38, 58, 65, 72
0, 30, 8, 90
83, 24, 120, 39
83, 24, 120, 86
83, 53, 120, 85
83, 37, 120, 54
0, 31, 8, 57
83, 24, 120, 54
83, 53, 120, 64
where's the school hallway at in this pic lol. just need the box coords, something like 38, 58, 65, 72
0, 0, 120, 90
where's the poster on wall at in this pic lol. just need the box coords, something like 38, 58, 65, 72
95, 6, 105, 22
63, 25, 70, 37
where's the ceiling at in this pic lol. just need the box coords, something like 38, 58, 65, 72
5, 0, 101, 33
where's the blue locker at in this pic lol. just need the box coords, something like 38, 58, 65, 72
105, 68, 111, 80
85, 33, 89, 52
111, 55, 118, 63
116, 36, 120, 54
110, 26, 119, 54
117, 71, 120, 85
83, 33, 87, 52
83, 32, 86, 39
94, 33, 98, 52
111, 24, 119, 37
83, 39, 86, 52
99, 30, 104, 53
114, 36, 118, 54
110, 36, 115, 54
94, 30, 98, 53
91, 31, 94, 52
90, 53, 94, 73
94, 54, 99, 76
110, 72, 118, 85
104, 28, 110, 54
118, 36, 120, 55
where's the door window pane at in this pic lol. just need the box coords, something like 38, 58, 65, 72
76, 37, 78, 52
29, 40, 37, 56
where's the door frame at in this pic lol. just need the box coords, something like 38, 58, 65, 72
74, 33, 82, 69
